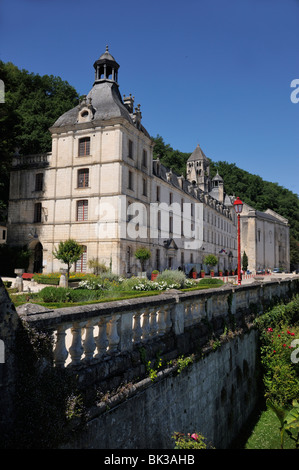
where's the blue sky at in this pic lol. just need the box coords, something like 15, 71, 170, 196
1, 0, 298, 195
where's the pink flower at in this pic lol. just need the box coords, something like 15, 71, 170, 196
191, 433, 199, 441
267, 328, 273, 332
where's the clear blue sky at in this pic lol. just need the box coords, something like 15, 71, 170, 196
1, 0, 298, 195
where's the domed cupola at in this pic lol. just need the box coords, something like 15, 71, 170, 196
93, 45, 120, 85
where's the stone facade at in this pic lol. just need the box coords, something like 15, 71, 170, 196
6, 47, 289, 276
7, 47, 239, 276
240, 203, 290, 272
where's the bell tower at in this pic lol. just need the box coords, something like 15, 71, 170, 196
186, 144, 211, 192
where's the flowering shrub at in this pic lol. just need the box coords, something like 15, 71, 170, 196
259, 324, 299, 406
172, 431, 212, 449
157, 269, 187, 287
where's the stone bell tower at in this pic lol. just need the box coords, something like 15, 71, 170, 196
186, 144, 211, 192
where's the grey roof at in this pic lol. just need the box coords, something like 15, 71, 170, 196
212, 171, 223, 182
51, 81, 134, 129
187, 144, 209, 162
98, 46, 118, 63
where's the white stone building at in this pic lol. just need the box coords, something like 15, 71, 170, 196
240, 203, 290, 273
6, 47, 250, 276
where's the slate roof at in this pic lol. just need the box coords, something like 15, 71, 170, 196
51, 81, 133, 128
187, 144, 209, 162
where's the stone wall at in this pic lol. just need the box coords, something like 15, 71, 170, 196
61, 329, 259, 449
0, 278, 23, 443
1, 276, 299, 448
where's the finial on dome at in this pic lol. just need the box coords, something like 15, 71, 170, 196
106, 45, 109, 52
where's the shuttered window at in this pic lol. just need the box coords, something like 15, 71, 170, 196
35, 173, 44, 191
78, 168, 89, 188
78, 137, 90, 156
75, 245, 87, 272
77, 200, 88, 221
34, 203, 42, 223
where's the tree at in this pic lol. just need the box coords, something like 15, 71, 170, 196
134, 247, 151, 272
242, 251, 248, 272
203, 254, 218, 273
0, 61, 79, 215
52, 239, 83, 279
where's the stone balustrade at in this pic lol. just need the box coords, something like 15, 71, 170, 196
20, 278, 299, 370
12, 153, 51, 168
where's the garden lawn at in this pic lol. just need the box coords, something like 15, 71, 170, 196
245, 407, 297, 449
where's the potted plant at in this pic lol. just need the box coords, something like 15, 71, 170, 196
134, 247, 151, 277
203, 254, 218, 278
192, 269, 197, 279
219, 270, 223, 276
200, 270, 205, 278
151, 270, 159, 281
210, 270, 214, 277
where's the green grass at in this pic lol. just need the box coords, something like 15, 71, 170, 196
9, 290, 162, 308
9, 281, 224, 309
244, 407, 297, 449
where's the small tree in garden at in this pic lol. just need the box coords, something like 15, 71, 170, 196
134, 247, 151, 272
203, 254, 218, 273
242, 251, 248, 272
53, 239, 83, 279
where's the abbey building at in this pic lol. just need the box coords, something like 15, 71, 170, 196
6, 47, 289, 275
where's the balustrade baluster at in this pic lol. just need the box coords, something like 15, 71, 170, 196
95, 317, 108, 358
133, 312, 142, 344
69, 323, 84, 365
107, 314, 120, 353
83, 321, 96, 361
185, 302, 193, 327
141, 308, 150, 341
164, 305, 172, 332
53, 325, 68, 367
157, 309, 166, 335
192, 302, 201, 323
149, 310, 158, 337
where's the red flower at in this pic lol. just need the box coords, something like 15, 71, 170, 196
283, 344, 286, 347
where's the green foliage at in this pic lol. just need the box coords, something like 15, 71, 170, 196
0, 244, 30, 275
267, 399, 299, 449
172, 431, 211, 449
88, 257, 108, 275
198, 278, 224, 286
52, 239, 84, 277
256, 296, 299, 407
176, 355, 194, 374
38, 286, 99, 303
242, 251, 248, 271
0, 61, 79, 213
152, 135, 191, 177
203, 254, 218, 268
156, 269, 187, 287
134, 247, 151, 271
152, 135, 299, 268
